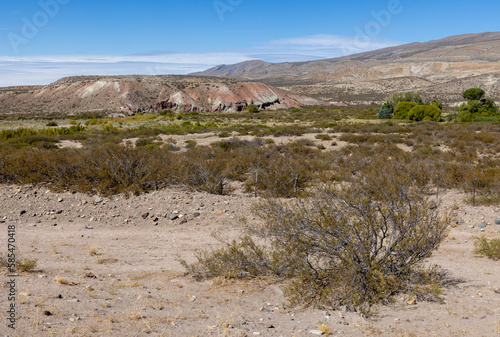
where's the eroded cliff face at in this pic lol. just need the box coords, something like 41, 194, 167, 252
0, 75, 324, 116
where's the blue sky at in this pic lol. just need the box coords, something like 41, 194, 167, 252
0, 0, 499, 86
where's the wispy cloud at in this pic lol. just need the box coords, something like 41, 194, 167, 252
265, 34, 401, 57
0, 34, 403, 87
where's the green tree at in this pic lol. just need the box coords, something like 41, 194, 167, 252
457, 89, 499, 122
462, 88, 485, 101
408, 105, 441, 122
247, 104, 259, 113
377, 105, 392, 119
393, 101, 417, 119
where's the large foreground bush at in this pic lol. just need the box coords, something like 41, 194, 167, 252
184, 159, 451, 312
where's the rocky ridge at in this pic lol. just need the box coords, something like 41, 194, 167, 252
0, 75, 323, 116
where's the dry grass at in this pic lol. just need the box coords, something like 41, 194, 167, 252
89, 246, 100, 256
113, 282, 140, 288
54, 277, 79, 286
317, 322, 332, 335
95, 257, 118, 264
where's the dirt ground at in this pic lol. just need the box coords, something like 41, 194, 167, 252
1, 184, 499, 337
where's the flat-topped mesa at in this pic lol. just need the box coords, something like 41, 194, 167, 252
0, 75, 325, 116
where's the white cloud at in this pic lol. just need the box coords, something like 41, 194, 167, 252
265, 34, 400, 57
0, 35, 403, 87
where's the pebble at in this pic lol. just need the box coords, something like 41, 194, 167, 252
18, 210, 27, 216
141, 212, 149, 219
478, 223, 486, 229
57, 197, 63, 202
169, 214, 179, 220
193, 212, 201, 217
495, 218, 500, 225
43, 310, 52, 316
309, 330, 325, 335
95, 197, 103, 203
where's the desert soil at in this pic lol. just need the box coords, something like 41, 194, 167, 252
0, 184, 499, 337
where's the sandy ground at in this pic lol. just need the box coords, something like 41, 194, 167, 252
0, 184, 499, 337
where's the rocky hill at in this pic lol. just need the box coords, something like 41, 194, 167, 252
0, 75, 323, 116
192, 32, 500, 103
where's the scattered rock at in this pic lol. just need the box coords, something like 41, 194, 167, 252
43, 310, 52, 316
495, 218, 500, 225
169, 214, 179, 220
309, 330, 325, 335
478, 223, 486, 229
57, 197, 63, 202
18, 210, 27, 216
193, 212, 201, 218
141, 212, 149, 219
94, 196, 103, 203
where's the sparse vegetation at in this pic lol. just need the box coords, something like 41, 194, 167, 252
474, 236, 500, 260
184, 156, 451, 313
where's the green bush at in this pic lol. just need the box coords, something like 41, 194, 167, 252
408, 105, 441, 121
474, 236, 500, 260
378, 105, 392, 119
393, 102, 417, 119
247, 104, 259, 113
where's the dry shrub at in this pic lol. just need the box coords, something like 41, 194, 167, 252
474, 236, 500, 260
184, 158, 450, 313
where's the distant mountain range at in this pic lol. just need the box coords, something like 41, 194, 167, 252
192, 32, 500, 103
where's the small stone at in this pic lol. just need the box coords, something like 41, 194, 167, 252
43, 310, 52, 316
193, 212, 201, 218
56, 210, 63, 214
495, 218, 500, 225
190, 295, 197, 302
19, 210, 27, 216
153, 217, 159, 222
57, 197, 63, 202
141, 212, 149, 219
478, 223, 486, 229
169, 214, 179, 220
180, 217, 188, 224
51, 223, 57, 227
94, 197, 102, 203
309, 330, 325, 335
